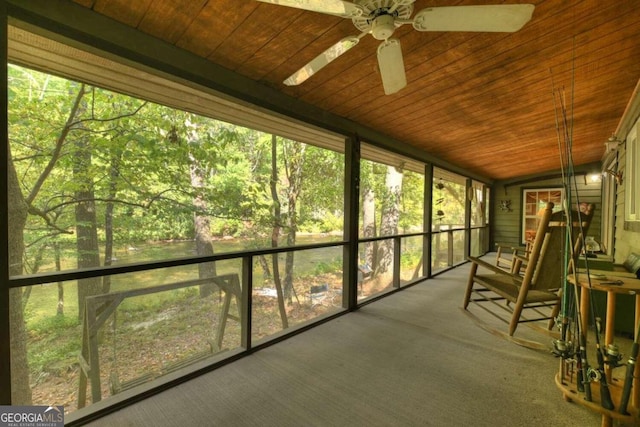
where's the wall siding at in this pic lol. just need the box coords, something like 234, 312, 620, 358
492, 176, 602, 250
615, 134, 640, 263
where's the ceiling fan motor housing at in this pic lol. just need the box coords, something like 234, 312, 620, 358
352, 1, 414, 36
371, 14, 396, 40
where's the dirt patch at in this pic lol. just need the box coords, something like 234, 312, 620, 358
28, 275, 389, 415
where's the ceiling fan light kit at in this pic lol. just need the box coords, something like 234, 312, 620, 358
371, 14, 396, 40
256, 0, 535, 94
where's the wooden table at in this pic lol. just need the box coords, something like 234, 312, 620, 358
558, 270, 640, 427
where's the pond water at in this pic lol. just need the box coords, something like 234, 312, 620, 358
108, 234, 344, 280
110, 234, 342, 265
29, 234, 343, 276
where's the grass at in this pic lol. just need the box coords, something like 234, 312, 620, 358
23, 240, 420, 397
22, 264, 201, 377
25, 283, 216, 378
28, 314, 81, 377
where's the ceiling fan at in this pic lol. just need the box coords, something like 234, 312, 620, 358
255, 0, 535, 95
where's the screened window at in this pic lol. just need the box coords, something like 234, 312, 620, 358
358, 143, 425, 299
7, 29, 347, 415
470, 180, 486, 227
432, 168, 467, 230
432, 168, 467, 271
469, 180, 488, 257
5, 21, 489, 423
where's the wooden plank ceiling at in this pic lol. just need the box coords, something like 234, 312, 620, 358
70, 0, 640, 180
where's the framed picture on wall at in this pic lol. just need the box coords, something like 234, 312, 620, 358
521, 187, 564, 244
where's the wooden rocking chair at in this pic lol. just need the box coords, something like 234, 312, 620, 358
463, 202, 594, 347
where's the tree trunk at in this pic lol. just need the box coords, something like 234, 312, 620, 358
284, 239, 295, 305
74, 134, 103, 320
270, 135, 288, 328
6, 84, 85, 403
257, 255, 271, 280
21, 244, 47, 311
377, 166, 403, 274
102, 152, 121, 294
55, 243, 64, 316
362, 188, 376, 269
186, 116, 217, 298
193, 203, 217, 298
7, 149, 33, 405
5, 85, 85, 403
282, 142, 305, 304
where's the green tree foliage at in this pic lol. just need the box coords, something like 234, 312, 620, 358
399, 170, 424, 233
433, 174, 466, 228
298, 146, 344, 233
358, 159, 425, 274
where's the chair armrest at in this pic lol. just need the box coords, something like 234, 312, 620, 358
513, 254, 529, 262
467, 256, 523, 283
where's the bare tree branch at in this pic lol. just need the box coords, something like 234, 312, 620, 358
26, 84, 87, 205
23, 230, 71, 248
27, 205, 74, 235
70, 100, 147, 126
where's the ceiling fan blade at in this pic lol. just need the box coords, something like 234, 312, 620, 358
377, 39, 406, 95
284, 35, 361, 86
412, 4, 535, 33
255, 0, 364, 18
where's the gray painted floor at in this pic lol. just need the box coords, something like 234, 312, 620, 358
84, 262, 607, 426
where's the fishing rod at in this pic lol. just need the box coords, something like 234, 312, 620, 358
552, 50, 615, 408
550, 70, 571, 341
587, 318, 615, 410
565, 132, 618, 411
550, 69, 592, 400
619, 320, 640, 415
551, 39, 622, 411
552, 70, 615, 408
560, 80, 619, 409
563, 120, 615, 410
565, 213, 591, 401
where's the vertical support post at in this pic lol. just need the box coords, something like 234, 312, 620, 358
77, 303, 92, 409
77, 317, 88, 408
215, 276, 241, 351
343, 135, 360, 310
464, 178, 472, 260
447, 230, 454, 267
483, 185, 490, 254
393, 236, 401, 288
489, 185, 497, 252
0, 3, 12, 404
634, 295, 640, 409
85, 301, 102, 404
241, 255, 252, 350
424, 164, 433, 278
